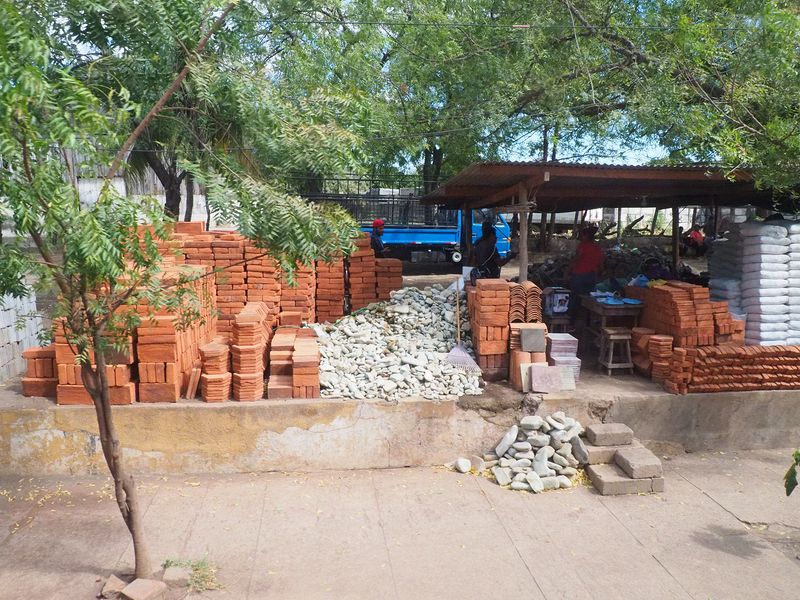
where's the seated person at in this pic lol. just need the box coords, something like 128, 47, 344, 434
469, 222, 515, 285
685, 225, 707, 257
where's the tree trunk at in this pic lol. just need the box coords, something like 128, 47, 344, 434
144, 153, 182, 219
650, 208, 660, 235
422, 144, 443, 222
81, 348, 152, 579
183, 172, 194, 221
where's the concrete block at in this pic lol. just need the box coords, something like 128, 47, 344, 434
586, 422, 634, 446
586, 463, 653, 496
651, 476, 665, 493
615, 446, 663, 479
121, 578, 167, 600
101, 574, 127, 598
520, 328, 547, 352
585, 439, 643, 465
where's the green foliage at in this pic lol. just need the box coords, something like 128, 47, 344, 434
785, 449, 800, 496
162, 557, 222, 592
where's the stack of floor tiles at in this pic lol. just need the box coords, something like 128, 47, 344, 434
678, 345, 800, 392
375, 258, 403, 301
521, 281, 543, 322
52, 318, 135, 405
626, 282, 715, 347
292, 331, 321, 398
348, 234, 377, 310
244, 240, 281, 326
739, 222, 790, 345
231, 303, 269, 401
281, 263, 316, 322
787, 222, 800, 344
584, 423, 664, 495
470, 279, 510, 381
199, 341, 231, 402
21, 346, 57, 398
547, 333, 581, 381
267, 328, 296, 399
211, 232, 247, 337
708, 229, 744, 315
648, 335, 674, 382
315, 258, 346, 321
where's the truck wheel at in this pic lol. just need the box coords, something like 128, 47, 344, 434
450, 251, 462, 263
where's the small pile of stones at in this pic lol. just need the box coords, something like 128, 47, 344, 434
450, 412, 589, 493
317, 285, 483, 401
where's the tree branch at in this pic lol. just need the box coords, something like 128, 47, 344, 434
105, 2, 239, 183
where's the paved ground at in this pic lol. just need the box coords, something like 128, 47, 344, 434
1, 449, 799, 599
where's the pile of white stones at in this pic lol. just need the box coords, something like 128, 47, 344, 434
451, 412, 589, 493
317, 285, 483, 401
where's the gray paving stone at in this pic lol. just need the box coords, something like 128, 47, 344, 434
586, 422, 634, 446
586, 463, 655, 496
585, 439, 643, 464
121, 578, 167, 600
615, 447, 663, 479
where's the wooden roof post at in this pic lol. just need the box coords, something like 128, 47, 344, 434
518, 185, 528, 283
672, 206, 680, 274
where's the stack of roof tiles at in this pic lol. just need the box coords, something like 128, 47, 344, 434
315, 257, 346, 322
231, 302, 270, 401
281, 263, 316, 322
211, 233, 247, 337
468, 279, 511, 381
522, 281, 543, 323
21, 346, 57, 398
375, 258, 403, 301
199, 341, 231, 402
509, 284, 527, 323
348, 234, 377, 310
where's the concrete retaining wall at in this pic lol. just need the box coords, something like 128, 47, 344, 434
2, 387, 800, 475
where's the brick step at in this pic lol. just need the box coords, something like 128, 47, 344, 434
586, 462, 664, 496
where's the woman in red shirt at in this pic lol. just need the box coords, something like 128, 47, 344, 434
567, 227, 604, 320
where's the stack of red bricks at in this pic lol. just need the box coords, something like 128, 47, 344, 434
468, 279, 511, 381
292, 331, 321, 398
648, 335, 674, 383
244, 240, 281, 327
231, 303, 269, 401
21, 346, 57, 398
626, 282, 730, 347
712, 301, 745, 344
281, 263, 316, 322
211, 232, 247, 337
375, 258, 403, 301
663, 347, 693, 394
348, 234, 377, 310
267, 327, 296, 399
199, 341, 231, 402
315, 257, 346, 322
51, 318, 135, 405
668, 345, 800, 393
630, 327, 656, 375
134, 264, 217, 402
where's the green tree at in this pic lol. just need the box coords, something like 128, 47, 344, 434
0, 0, 358, 578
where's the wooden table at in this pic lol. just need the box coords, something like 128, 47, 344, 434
580, 295, 644, 348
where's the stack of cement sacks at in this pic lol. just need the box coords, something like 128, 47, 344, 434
788, 223, 800, 344
740, 222, 790, 346
708, 229, 743, 315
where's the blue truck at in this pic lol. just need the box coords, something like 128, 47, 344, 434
295, 178, 511, 263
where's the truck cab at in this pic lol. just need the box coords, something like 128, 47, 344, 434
361, 206, 511, 263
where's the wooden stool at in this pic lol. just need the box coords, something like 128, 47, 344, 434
598, 327, 633, 376
545, 315, 571, 333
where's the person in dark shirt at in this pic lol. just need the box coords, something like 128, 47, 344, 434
370, 219, 386, 257
469, 222, 514, 285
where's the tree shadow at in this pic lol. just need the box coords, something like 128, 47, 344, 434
690, 524, 769, 559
